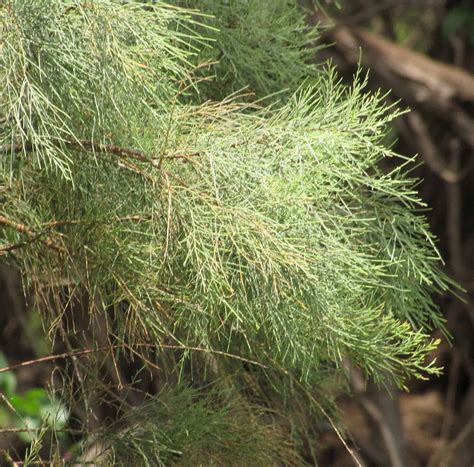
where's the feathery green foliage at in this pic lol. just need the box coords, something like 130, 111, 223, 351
171, 0, 320, 101
0, 0, 452, 463
0, 0, 194, 177
98, 384, 302, 466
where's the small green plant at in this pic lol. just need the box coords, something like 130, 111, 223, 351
0, 353, 68, 444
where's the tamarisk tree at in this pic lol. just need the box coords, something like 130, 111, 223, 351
0, 0, 453, 464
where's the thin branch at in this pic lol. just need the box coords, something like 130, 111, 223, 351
1, 140, 197, 193
0, 344, 268, 375
0, 215, 67, 254
0, 139, 200, 163
0, 238, 40, 254
43, 214, 153, 229
0, 215, 155, 255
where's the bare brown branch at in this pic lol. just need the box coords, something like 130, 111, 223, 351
0, 215, 67, 254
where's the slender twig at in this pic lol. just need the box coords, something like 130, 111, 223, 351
0, 139, 200, 163
0, 344, 268, 374
0, 347, 110, 374
0, 215, 40, 236
0, 215, 67, 254
1, 140, 197, 193
43, 214, 153, 229
0, 238, 39, 254
0, 215, 154, 255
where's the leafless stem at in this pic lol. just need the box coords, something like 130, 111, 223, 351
0, 344, 268, 375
